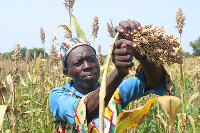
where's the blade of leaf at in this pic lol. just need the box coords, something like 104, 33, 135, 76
6, 74, 13, 92
71, 14, 88, 41
13, 108, 19, 127
33, 59, 45, 84
186, 92, 199, 111
116, 98, 158, 132
27, 71, 32, 82
157, 96, 181, 132
0, 82, 7, 103
0, 105, 7, 129
20, 76, 27, 87
42, 92, 50, 107
187, 115, 196, 133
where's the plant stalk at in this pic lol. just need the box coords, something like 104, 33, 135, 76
93, 37, 96, 48
99, 32, 119, 133
11, 86, 15, 133
43, 44, 45, 59
179, 34, 183, 83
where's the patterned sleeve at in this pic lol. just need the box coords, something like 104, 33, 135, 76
49, 87, 79, 126
74, 95, 89, 132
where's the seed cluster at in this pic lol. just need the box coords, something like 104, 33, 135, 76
92, 16, 99, 39
131, 25, 183, 66
38, 53, 43, 60
11, 66, 20, 86
107, 23, 115, 38
12, 44, 21, 64
176, 8, 186, 34
64, 30, 72, 39
34, 52, 37, 62
49, 44, 60, 67
38, 62, 44, 80
63, 0, 75, 11
98, 44, 104, 66
25, 50, 31, 64
40, 27, 45, 44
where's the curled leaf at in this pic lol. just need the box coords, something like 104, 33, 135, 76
53, 25, 71, 45
157, 96, 181, 131
42, 92, 50, 107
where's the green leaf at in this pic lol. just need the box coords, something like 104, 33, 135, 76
186, 92, 199, 111
33, 59, 46, 83
5, 129, 11, 133
71, 14, 88, 41
27, 71, 32, 82
187, 115, 196, 133
42, 92, 50, 107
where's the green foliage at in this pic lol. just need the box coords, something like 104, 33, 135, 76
71, 14, 88, 41
181, 51, 191, 58
190, 37, 200, 56
29, 47, 48, 59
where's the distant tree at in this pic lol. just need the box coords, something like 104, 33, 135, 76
181, 51, 191, 58
21, 47, 27, 59
29, 47, 48, 59
190, 37, 200, 56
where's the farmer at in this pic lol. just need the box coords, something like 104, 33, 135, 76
49, 20, 174, 132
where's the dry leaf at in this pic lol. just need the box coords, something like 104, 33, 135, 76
12, 108, 19, 127
157, 96, 181, 132
0, 105, 7, 129
42, 92, 50, 107
0, 82, 7, 103
6, 74, 14, 92
116, 96, 181, 132
20, 76, 27, 87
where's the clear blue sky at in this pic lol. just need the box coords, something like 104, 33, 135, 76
0, 0, 200, 55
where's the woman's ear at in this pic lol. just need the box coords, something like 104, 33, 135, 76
63, 67, 71, 77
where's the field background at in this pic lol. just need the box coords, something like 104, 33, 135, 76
0, 54, 199, 132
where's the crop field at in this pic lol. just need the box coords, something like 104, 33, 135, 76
0, 50, 199, 132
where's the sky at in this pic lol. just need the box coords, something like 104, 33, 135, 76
0, 0, 200, 55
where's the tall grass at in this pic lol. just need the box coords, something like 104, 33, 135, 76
0, 53, 199, 132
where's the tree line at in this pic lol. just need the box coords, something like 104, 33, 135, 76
0, 37, 200, 61
0, 47, 48, 61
